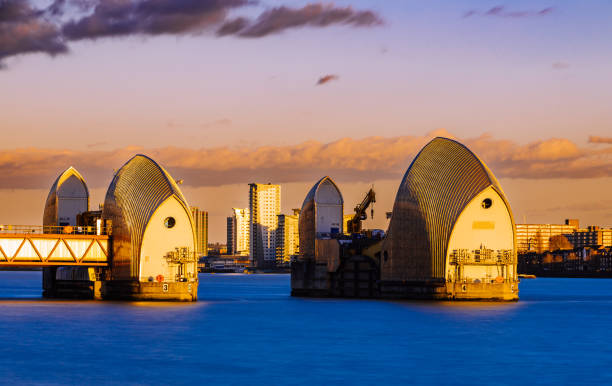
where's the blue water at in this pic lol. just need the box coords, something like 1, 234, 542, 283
1, 272, 612, 385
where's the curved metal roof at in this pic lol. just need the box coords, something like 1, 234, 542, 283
300, 176, 344, 208
102, 154, 191, 279
382, 137, 512, 280
299, 176, 343, 259
43, 167, 89, 226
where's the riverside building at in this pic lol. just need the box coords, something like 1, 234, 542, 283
249, 183, 281, 268
564, 226, 612, 249
227, 208, 250, 256
516, 220, 579, 253
516, 220, 612, 252
276, 209, 300, 264
191, 207, 208, 257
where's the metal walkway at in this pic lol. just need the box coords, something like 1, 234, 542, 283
0, 225, 109, 267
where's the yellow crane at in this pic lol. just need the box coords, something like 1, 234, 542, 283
346, 188, 376, 234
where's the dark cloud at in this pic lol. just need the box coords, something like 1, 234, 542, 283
0, 0, 67, 67
1, 133, 611, 189
217, 3, 383, 37
1, 1, 383, 67
215, 16, 248, 36
464, 5, 554, 18
62, 0, 248, 40
316, 74, 339, 85
589, 136, 612, 145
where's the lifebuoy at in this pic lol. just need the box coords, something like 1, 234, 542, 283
156, 274, 164, 283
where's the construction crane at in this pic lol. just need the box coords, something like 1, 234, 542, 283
346, 188, 376, 234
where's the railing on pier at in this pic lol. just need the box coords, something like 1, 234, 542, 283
449, 248, 514, 265
0, 225, 109, 236
0, 225, 109, 267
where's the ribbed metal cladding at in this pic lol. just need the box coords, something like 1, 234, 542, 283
382, 137, 506, 281
43, 167, 89, 227
103, 155, 189, 279
298, 176, 343, 260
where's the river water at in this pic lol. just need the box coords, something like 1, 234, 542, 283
1, 272, 611, 385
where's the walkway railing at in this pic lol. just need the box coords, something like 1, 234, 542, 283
449, 248, 514, 265
0, 225, 109, 236
0, 225, 109, 267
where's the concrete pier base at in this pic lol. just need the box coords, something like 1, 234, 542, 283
292, 260, 519, 301
101, 280, 198, 301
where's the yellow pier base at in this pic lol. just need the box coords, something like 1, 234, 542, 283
101, 280, 198, 301
446, 281, 519, 301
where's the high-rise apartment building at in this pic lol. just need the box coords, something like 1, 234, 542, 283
249, 183, 281, 268
190, 207, 208, 257
276, 209, 300, 264
227, 216, 235, 255
227, 208, 250, 256
565, 226, 612, 249
516, 222, 578, 253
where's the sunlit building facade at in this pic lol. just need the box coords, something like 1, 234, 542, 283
190, 207, 208, 257
102, 154, 198, 301
227, 208, 250, 256
43, 167, 89, 227
276, 210, 300, 263
565, 226, 612, 249
343, 214, 354, 235
380, 137, 518, 300
249, 183, 281, 267
42, 167, 93, 296
516, 222, 578, 253
298, 176, 344, 260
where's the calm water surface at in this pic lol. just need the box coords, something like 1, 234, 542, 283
1, 272, 612, 385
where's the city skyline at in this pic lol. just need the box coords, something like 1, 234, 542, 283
1, 0, 611, 242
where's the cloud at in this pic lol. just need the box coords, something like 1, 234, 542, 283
62, 0, 249, 40
1, 1, 383, 67
464, 5, 554, 18
316, 74, 338, 85
217, 3, 383, 37
589, 136, 612, 145
0, 0, 68, 67
1, 132, 611, 189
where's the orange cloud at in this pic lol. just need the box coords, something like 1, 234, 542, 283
1, 132, 611, 189
589, 136, 612, 145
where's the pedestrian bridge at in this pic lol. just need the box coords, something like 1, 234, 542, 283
0, 225, 108, 267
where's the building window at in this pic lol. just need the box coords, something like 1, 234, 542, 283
481, 198, 493, 209
164, 217, 176, 228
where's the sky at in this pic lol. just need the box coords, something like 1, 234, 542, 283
1, 0, 611, 242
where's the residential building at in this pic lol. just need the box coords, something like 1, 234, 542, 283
517, 219, 612, 252
516, 220, 579, 253
249, 183, 281, 268
227, 208, 250, 256
191, 207, 208, 257
276, 209, 300, 264
565, 226, 612, 249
